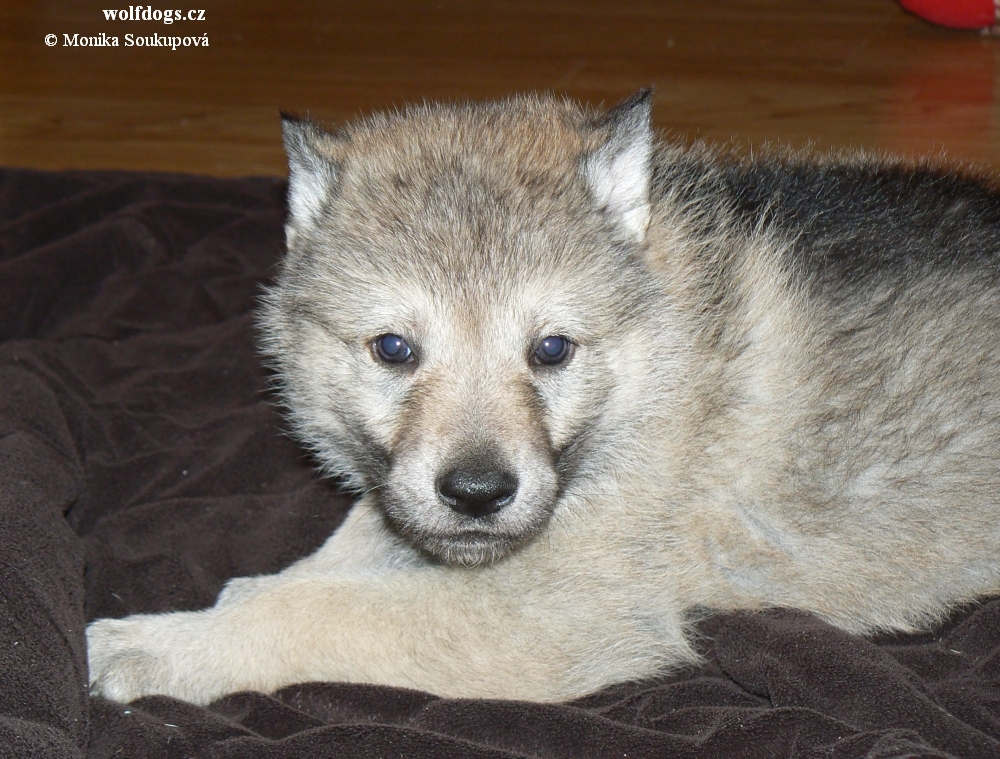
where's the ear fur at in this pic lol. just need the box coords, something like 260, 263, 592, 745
281, 114, 343, 229
582, 90, 654, 243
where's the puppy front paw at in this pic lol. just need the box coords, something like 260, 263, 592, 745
86, 611, 222, 704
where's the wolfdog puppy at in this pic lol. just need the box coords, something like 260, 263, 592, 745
87, 91, 1000, 704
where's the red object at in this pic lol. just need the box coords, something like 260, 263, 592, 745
899, 0, 996, 28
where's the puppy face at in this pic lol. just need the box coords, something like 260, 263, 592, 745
261, 95, 667, 565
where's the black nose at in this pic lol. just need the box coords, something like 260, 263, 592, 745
436, 467, 519, 518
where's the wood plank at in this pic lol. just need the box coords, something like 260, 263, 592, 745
1, 0, 998, 175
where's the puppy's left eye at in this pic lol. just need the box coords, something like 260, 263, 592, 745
373, 334, 414, 364
532, 335, 572, 366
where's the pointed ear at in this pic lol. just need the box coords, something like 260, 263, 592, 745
582, 90, 654, 243
281, 114, 343, 229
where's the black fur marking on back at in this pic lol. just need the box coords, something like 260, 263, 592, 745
721, 158, 1000, 293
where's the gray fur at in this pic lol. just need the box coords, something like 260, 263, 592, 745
87, 93, 1000, 704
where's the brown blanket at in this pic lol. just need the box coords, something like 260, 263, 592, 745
1, 167, 998, 759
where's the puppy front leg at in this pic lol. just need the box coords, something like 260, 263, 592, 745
87, 568, 571, 704
87, 562, 682, 704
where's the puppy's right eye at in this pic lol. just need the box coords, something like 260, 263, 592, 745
532, 335, 572, 366
373, 334, 414, 364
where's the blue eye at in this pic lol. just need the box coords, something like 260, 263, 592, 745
533, 335, 571, 366
374, 334, 413, 364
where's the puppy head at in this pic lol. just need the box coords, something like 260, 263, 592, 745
261, 93, 676, 565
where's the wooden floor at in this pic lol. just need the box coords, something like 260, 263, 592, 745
2, 0, 999, 176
